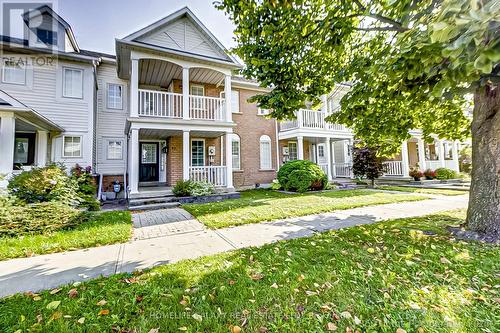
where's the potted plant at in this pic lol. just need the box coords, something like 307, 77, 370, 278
409, 168, 424, 181
424, 169, 436, 180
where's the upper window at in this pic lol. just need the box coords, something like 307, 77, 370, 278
257, 108, 270, 116
107, 140, 123, 160
260, 135, 272, 170
190, 85, 205, 96
107, 83, 123, 109
2, 60, 26, 85
63, 68, 83, 98
36, 29, 57, 45
231, 134, 241, 170
63, 136, 82, 158
231, 90, 240, 113
191, 139, 205, 166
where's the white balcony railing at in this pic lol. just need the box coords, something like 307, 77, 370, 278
279, 109, 350, 132
139, 89, 183, 118
333, 163, 352, 178
382, 161, 403, 176
189, 95, 225, 121
189, 166, 227, 187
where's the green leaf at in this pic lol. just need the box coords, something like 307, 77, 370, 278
46, 300, 61, 310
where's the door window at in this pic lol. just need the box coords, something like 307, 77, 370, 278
14, 138, 29, 164
141, 143, 157, 164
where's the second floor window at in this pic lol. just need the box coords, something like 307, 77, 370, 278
231, 90, 240, 113
107, 84, 123, 109
63, 68, 83, 98
2, 60, 26, 85
36, 29, 57, 45
190, 85, 204, 96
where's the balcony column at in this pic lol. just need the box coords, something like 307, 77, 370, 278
451, 140, 460, 172
0, 113, 15, 175
325, 138, 333, 181
224, 74, 232, 122
401, 140, 410, 177
130, 58, 139, 117
128, 128, 139, 194
182, 67, 190, 120
35, 130, 48, 166
416, 137, 426, 170
225, 132, 234, 189
297, 110, 303, 128
182, 130, 190, 181
297, 136, 304, 160
437, 139, 446, 168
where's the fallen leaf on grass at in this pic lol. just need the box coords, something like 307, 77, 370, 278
50, 311, 62, 321
231, 325, 242, 333
46, 301, 61, 310
192, 313, 203, 322
440, 257, 452, 264
148, 329, 159, 333
270, 283, 279, 289
178, 327, 187, 331
68, 289, 78, 298
98, 309, 109, 316
326, 322, 337, 331
50, 288, 62, 295
340, 311, 352, 319
396, 329, 407, 333
96, 300, 107, 306
77, 317, 85, 324
259, 327, 268, 332
297, 274, 305, 281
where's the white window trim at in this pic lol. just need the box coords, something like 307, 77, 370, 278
2, 59, 26, 85
190, 84, 205, 96
190, 138, 206, 167
62, 67, 83, 99
106, 139, 124, 160
62, 135, 83, 158
231, 134, 241, 170
106, 83, 124, 110
260, 135, 273, 170
231, 90, 240, 114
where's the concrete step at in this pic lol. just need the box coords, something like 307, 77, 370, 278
128, 202, 180, 211
129, 190, 174, 199
129, 196, 179, 206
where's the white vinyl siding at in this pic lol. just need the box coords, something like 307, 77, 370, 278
2, 60, 26, 85
260, 135, 272, 170
232, 134, 241, 170
231, 90, 240, 113
107, 83, 123, 109
63, 136, 82, 158
63, 67, 83, 98
107, 140, 123, 160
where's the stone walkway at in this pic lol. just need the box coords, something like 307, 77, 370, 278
0, 194, 468, 297
132, 208, 205, 240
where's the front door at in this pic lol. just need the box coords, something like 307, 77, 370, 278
13, 133, 36, 169
139, 142, 159, 182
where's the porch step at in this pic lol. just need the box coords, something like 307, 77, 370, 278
129, 190, 174, 199
129, 196, 179, 206
129, 202, 180, 211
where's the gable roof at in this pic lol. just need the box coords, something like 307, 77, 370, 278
121, 6, 239, 66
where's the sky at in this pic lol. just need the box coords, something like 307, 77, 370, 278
57, 0, 236, 55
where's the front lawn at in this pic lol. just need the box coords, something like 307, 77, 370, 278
378, 185, 467, 196
183, 189, 428, 228
0, 211, 132, 260
1, 210, 498, 332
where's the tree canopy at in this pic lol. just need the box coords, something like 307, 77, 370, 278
217, 0, 499, 153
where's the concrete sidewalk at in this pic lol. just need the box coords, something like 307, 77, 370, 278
0, 194, 468, 297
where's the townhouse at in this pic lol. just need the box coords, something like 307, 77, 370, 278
0, 5, 461, 195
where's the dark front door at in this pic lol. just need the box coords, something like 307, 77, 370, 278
13, 133, 36, 169
139, 142, 159, 182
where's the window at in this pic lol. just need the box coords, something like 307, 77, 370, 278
260, 135, 272, 170
231, 90, 240, 113
318, 145, 325, 158
257, 108, 270, 116
107, 83, 123, 109
107, 140, 123, 160
191, 139, 205, 166
288, 142, 298, 161
231, 134, 241, 170
63, 67, 83, 98
141, 143, 157, 163
63, 136, 82, 158
190, 85, 204, 96
36, 29, 57, 45
2, 60, 26, 84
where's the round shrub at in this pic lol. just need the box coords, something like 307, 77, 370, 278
173, 180, 215, 197
285, 169, 316, 192
435, 168, 458, 180
277, 160, 327, 192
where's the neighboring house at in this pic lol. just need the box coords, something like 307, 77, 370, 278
0, 6, 461, 193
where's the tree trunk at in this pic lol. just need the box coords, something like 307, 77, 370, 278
466, 84, 500, 236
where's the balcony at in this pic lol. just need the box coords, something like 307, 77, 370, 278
138, 89, 226, 121
279, 109, 350, 133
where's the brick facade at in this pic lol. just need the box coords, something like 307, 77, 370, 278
279, 139, 312, 165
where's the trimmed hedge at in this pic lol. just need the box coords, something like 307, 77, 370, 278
277, 160, 327, 192
173, 180, 215, 197
435, 168, 459, 180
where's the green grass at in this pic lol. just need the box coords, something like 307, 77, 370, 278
378, 185, 467, 196
183, 189, 429, 228
1, 210, 498, 332
0, 211, 132, 260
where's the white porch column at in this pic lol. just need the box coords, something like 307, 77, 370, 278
182, 67, 190, 120
451, 140, 460, 172
0, 113, 15, 175
416, 137, 426, 170
437, 140, 446, 168
401, 140, 410, 177
128, 128, 139, 194
182, 130, 190, 181
331, 140, 337, 178
325, 137, 333, 181
35, 130, 48, 166
130, 58, 139, 117
224, 74, 232, 122
297, 136, 304, 160
225, 132, 234, 189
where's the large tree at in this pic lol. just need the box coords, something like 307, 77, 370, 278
217, 0, 499, 235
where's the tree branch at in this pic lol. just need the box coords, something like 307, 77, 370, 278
352, 0, 409, 33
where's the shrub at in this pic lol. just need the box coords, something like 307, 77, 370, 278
409, 168, 424, 179
423, 169, 436, 179
173, 180, 216, 197
71, 164, 99, 211
353, 147, 384, 186
435, 168, 459, 180
285, 169, 315, 193
459, 146, 472, 174
0, 201, 89, 237
8, 164, 80, 206
270, 179, 281, 190
277, 160, 327, 192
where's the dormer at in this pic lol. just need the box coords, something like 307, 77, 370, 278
22, 5, 79, 53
